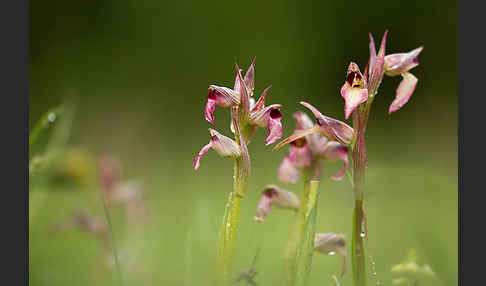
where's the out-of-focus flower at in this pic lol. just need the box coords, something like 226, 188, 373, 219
384, 46, 423, 113
254, 184, 299, 222
314, 233, 346, 255
98, 155, 149, 224
193, 128, 241, 170
275, 110, 350, 183
340, 62, 368, 119
391, 249, 435, 284
314, 233, 348, 277
99, 155, 121, 192
52, 210, 108, 246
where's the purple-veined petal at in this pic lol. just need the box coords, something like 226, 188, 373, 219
341, 62, 368, 119
367, 31, 387, 96
193, 129, 241, 171
250, 104, 282, 127
204, 96, 217, 125
384, 46, 423, 76
208, 86, 239, 105
389, 72, 418, 114
209, 128, 241, 158
318, 142, 349, 180
265, 108, 282, 145
252, 85, 272, 112
235, 63, 251, 115
300, 101, 354, 145
273, 126, 322, 151
234, 68, 243, 93
205, 87, 239, 124
278, 155, 299, 184
193, 143, 212, 171
254, 185, 299, 222
244, 57, 256, 95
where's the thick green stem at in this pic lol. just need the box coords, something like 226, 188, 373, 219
351, 107, 367, 286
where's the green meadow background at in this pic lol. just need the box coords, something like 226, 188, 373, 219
29, 0, 457, 285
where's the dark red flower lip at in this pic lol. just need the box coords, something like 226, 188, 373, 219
269, 108, 282, 119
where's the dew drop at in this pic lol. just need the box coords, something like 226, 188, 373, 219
328, 251, 336, 256
360, 232, 366, 237
47, 112, 56, 123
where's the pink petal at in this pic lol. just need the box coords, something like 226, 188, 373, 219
293, 112, 314, 131
235, 63, 251, 115
320, 142, 349, 180
252, 85, 272, 112
208, 86, 239, 106
388, 72, 418, 114
265, 108, 282, 145
193, 143, 212, 171
288, 144, 312, 168
208, 128, 241, 158
367, 31, 387, 95
272, 126, 321, 152
254, 185, 299, 222
341, 83, 368, 119
384, 46, 423, 76
244, 56, 256, 94
254, 193, 273, 222
299, 101, 354, 145
341, 62, 368, 119
278, 155, 299, 184
204, 94, 216, 125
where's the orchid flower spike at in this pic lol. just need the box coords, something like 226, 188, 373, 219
193, 128, 241, 171
384, 46, 423, 113
254, 184, 299, 222
205, 57, 256, 125
340, 62, 369, 119
277, 111, 350, 183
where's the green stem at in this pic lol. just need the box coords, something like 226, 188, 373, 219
100, 195, 123, 286
351, 106, 368, 286
217, 108, 249, 286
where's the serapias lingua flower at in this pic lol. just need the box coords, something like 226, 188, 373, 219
204, 58, 282, 145
254, 184, 299, 222
277, 112, 349, 183
193, 128, 241, 171
340, 62, 368, 119
274, 101, 354, 154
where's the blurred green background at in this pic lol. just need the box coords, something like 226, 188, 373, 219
29, 0, 457, 285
